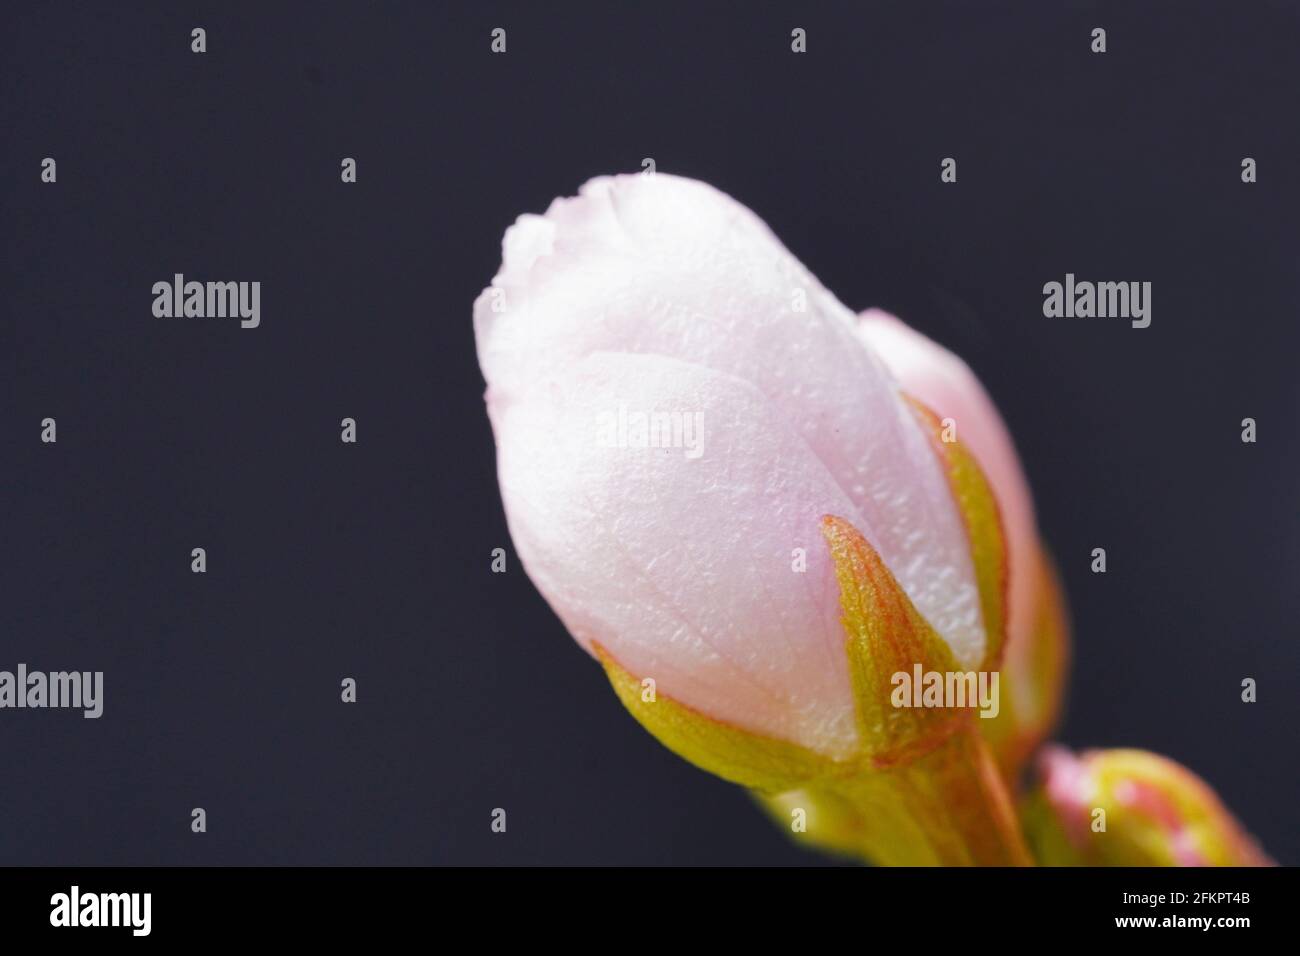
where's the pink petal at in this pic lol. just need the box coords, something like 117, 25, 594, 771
856, 309, 1039, 667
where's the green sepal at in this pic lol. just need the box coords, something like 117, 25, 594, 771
595, 643, 839, 793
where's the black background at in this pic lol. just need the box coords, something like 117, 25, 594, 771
2, 2, 1297, 866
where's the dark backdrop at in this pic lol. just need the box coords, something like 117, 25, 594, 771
3, 2, 1297, 865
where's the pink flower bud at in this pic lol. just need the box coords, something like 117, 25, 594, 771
1024, 747, 1271, 866
475, 174, 1000, 762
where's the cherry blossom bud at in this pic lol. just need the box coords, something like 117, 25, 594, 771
1023, 747, 1271, 866
476, 175, 993, 766
475, 174, 1033, 863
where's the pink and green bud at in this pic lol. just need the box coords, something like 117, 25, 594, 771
1023, 747, 1271, 866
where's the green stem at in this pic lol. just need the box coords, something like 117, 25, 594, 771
780, 724, 1034, 866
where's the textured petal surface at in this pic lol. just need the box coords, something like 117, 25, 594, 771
856, 309, 1037, 664
476, 174, 988, 755
489, 351, 863, 755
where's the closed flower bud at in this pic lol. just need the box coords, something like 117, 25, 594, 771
475, 174, 1043, 863
1023, 747, 1271, 866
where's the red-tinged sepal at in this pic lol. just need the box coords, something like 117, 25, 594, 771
981, 545, 1071, 783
